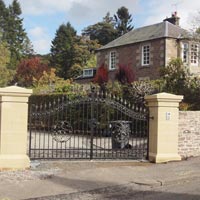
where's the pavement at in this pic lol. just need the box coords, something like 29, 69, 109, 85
0, 157, 200, 200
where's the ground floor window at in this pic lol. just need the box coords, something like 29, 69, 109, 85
109, 51, 116, 70
142, 45, 150, 66
191, 44, 198, 65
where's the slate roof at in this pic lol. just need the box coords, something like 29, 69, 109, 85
98, 21, 188, 51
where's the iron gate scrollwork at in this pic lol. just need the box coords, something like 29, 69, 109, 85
52, 121, 73, 142
28, 88, 149, 160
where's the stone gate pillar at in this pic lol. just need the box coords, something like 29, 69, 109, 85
0, 86, 32, 170
145, 93, 183, 163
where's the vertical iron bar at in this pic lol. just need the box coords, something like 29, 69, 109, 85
146, 108, 150, 160
90, 87, 95, 160
28, 103, 32, 158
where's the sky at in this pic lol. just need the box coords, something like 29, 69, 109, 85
4, 0, 200, 55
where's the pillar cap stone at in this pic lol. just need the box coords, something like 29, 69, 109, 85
145, 92, 183, 102
0, 86, 32, 97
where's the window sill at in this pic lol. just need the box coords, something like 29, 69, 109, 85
190, 64, 199, 67
109, 68, 116, 71
140, 65, 150, 68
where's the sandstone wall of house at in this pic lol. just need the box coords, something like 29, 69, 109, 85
96, 38, 174, 81
165, 38, 178, 64
178, 111, 200, 158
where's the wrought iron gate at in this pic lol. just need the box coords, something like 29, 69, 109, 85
29, 88, 149, 160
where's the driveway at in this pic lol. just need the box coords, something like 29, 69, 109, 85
0, 157, 199, 200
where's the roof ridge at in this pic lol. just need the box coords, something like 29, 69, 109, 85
98, 21, 188, 51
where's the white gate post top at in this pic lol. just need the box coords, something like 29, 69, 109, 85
145, 92, 183, 106
0, 86, 32, 97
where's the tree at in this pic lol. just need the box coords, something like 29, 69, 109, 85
0, 0, 7, 33
125, 81, 155, 104
82, 13, 117, 45
2, 0, 34, 69
15, 57, 49, 87
114, 6, 134, 36
67, 63, 83, 79
0, 39, 10, 67
160, 58, 189, 94
51, 22, 77, 78
51, 22, 100, 79
0, 67, 15, 87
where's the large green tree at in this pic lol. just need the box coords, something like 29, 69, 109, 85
82, 12, 118, 45
114, 6, 134, 36
0, 31, 15, 87
1, 0, 33, 69
0, 38, 10, 67
51, 22, 100, 79
50, 22, 77, 78
0, 0, 7, 33
82, 7, 134, 45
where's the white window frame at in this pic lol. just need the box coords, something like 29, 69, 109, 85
83, 69, 93, 77
142, 45, 150, 66
109, 51, 116, 70
190, 44, 199, 66
182, 43, 189, 64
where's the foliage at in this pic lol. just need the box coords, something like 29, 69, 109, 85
93, 64, 108, 86
50, 22, 77, 79
67, 63, 83, 79
15, 57, 49, 87
115, 64, 135, 84
86, 54, 97, 68
114, 6, 134, 36
0, 67, 15, 87
73, 36, 100, 69
160, 58, 189, 94
82, 12, 118, 45
150, 79, 166, 93
51, 23, 100, 79
123, 81, 155, 104
184, 76, 200, 110
33, 67, 85, 98
106, 81, 123, 97
0, 39, 10, 67
0, 0, 7, 33
0, 0, 34, 69
82, 7, 134, 45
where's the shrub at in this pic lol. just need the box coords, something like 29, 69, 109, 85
160, 58, 189, 94
16, 57, 49, 87
93, 64, 108, 93
93, 64, 108, 85
124, 81, 155, 105
115, 64, 135, 84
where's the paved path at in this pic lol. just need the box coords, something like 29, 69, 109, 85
0, 157, 199, 200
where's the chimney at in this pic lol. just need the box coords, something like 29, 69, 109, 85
163, 11, 180, 26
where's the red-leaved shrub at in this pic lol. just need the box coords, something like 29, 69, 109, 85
115, 64, 135, 84
93, 64, 108, 85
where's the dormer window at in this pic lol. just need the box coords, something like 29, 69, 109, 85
83, 69, 94, 77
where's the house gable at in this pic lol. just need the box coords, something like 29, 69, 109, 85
96, 17, 200, 81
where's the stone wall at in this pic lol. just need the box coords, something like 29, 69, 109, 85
96, 38, 167, 81
178, 111, 200, 158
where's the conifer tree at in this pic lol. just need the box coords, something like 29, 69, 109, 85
51, 22, 77, 78
1, 0, 33, 69
114, 6, 134, 36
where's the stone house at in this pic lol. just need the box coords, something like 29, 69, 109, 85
96, 12, 200, 81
